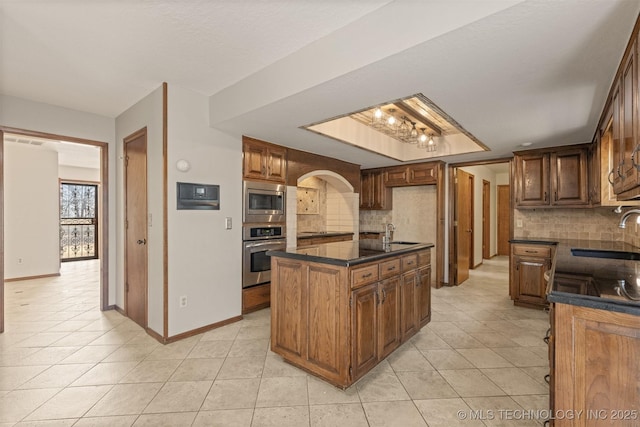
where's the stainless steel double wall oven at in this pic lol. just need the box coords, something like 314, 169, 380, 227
242, 180, 286, 288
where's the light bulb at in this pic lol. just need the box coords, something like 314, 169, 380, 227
374, 108, 383, 119
387, 116, 396, 126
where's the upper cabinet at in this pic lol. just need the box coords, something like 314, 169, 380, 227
384, 163, 437, 187
360, 169, 392, 210
242, 137, 287, 183
514, 145, 589, 208
597, 17, 640, 201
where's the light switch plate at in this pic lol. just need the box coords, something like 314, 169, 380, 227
225, 217, 232, 229
516, 219, 523, 228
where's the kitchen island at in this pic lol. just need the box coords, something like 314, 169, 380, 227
267, 239, 433, 388
511, 238, 640, 427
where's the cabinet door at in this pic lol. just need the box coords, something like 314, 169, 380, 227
550, 148, 588, 206
307, 264, 346, 380
243, 142, 267, 180
400, 271, 418, 341
416, 266, 431, 328
612, 78, 624, 194
359, 171, 373, 209
371, 171, 390, 210
513, 255, 550, 305
271, 259, 306, 358
516, 153, 549, 206
266, 147, 287, 182
408, 163, 437, 185
385, 167, 409, 186
351, 283, 378, 379
554, 304, 640, 427
378, 277, 401, 359
621, 39, 638, 192
588, 140, 601, 205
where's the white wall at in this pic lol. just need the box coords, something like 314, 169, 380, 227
59, 165, 100, 182
167, 85, 242, 337
4, 143, 60, 279
115, 85, 165, 335
0, 95, 116, 302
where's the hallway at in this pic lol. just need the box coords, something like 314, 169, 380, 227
0, 257, 550, 426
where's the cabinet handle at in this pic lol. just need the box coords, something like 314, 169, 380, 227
608, 168, 615, 185
617, 163, 624, 178
381, 288, 387, 304
633, 144, 640, 170
362, 272, 373, 279
387, 266, 396, 271
524, 250, 537, 254
543, 328, 551, 344
543, 191, 547, 202
407, 261, 415, 266
544, 374, 550, 384
554, 191, 557, 200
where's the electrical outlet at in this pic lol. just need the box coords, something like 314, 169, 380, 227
179, 295, 188, 308
516, 219, 523, 228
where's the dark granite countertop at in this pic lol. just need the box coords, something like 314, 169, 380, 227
511, 238, 640, 315
297, 231, 354, 239
268, 239, 434, 267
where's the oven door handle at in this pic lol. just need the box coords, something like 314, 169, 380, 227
244, 240, 286, 249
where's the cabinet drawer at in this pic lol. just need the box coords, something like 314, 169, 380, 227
379, 258, 401, 278
242, 283, 271, 314
417, 250, 431, 267
401, 254, 418, 272
351, 264, 379, 288
512, 245, 551, 258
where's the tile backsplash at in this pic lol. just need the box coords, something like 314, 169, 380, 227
513, 207, 640, 245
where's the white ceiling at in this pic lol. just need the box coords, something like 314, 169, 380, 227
2, 0, 639, 169
4, 134, 101, 169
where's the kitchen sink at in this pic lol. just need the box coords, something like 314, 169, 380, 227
570, 248, 640, 261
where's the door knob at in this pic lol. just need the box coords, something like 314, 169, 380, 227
137, 239, 146, 245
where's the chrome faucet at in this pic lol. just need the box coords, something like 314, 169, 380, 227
618, 209, 640, 228
383, 223, 395, 243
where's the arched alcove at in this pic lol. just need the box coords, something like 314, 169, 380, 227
286, 170, 359, 247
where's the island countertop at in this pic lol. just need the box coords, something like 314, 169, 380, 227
510, 238, 640, 315
267, 239, 434, 267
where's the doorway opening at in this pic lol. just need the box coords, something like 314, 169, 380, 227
1, 128, 108, 334
449, 159, 512, 286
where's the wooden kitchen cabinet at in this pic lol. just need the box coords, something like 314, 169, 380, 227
271, 247, 431, 388
242, 137, 287, 183
417, 265, 431, 327
510, 243, 552, 309
552, 303, 640, 427
359, 169, 392, 210
514, 145, 590, 208
383, 162, 438, 187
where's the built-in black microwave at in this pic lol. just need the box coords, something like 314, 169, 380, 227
243, 180, 286, 223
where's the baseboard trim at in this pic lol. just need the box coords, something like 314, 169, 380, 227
5, 273, 61, 282
113, 305, 126, 316
145, 315, 245, 345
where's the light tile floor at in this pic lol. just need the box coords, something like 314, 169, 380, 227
0, 257, 550, 426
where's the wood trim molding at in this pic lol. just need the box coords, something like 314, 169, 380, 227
162, 82, 169, 340
436, 161, 445, 288
147, 315, 244, 345
5, 273, 61, 282
0, 129, 3, 333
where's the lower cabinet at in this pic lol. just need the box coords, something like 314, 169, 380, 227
510, 243, 552, 308
551, 303, 640, 426
242, 283, 270, 314
271, 248, 431, 388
